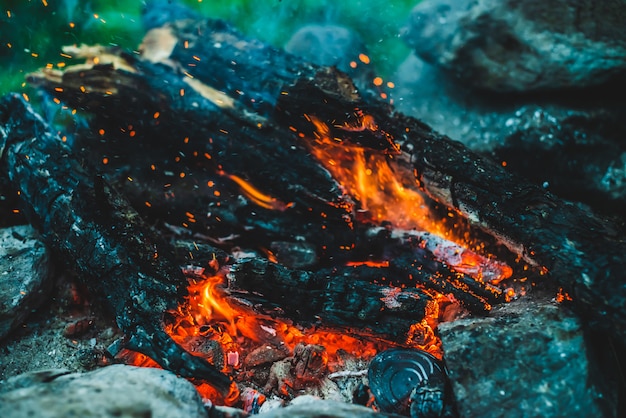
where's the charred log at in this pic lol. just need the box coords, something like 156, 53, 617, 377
0, 94, 231, 392
169, 236, 494, 341
280, 73, 626, 346
25, 16, 626, 347
26, 37, 356, 259
229, 258, 430, 342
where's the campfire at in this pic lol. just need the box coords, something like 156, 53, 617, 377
1, 4, 624, 418
113, 101, 520, 409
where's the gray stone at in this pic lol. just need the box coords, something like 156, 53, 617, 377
256, 396, 402, 418
284, 24, 381, 99
0, 225, 52, 339
0, 365, 208, 418
402, 0, 626, 92
392, 53, 626, 217
438, 298, 618, 418
285, 24, 367, 75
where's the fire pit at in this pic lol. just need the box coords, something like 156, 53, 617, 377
0, 1, 624, 417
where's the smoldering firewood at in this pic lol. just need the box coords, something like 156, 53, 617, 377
26, 18, 510, 295
279, 73, 626, 345
27, 35, 357, 259
168, 236, 493, 341
0, 94, 231, 392
106, 166, 510, 313
20, 22, 375, 260
228, 257, 432, 342
26, 15, 626, 347
86, 159, 346, 260
353, 227, 505, 311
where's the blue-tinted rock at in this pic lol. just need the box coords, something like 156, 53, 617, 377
438, 298, 618, 418
0, 225, 52, 340
0, 365, 208, 418
402, 0, 626, 92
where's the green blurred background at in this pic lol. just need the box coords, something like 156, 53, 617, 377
0, 0, 418, 96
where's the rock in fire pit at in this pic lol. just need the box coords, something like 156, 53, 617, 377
438, 297, 619, 417
0, 365, 208, 418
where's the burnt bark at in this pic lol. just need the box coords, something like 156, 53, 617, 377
281, 73, 626, 345
25, 16, 626, 347
229, 258, 430, 342
0, 94, 231, 392
170, 237, 494, 341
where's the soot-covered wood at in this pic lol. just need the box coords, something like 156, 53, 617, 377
26, 15, 626, 347
0, 93, 492, 388
281, 75, 626, 346
229, 258, 430, 341
0, 94, 231, 392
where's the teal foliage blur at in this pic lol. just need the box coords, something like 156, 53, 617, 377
0, 0, 418, 95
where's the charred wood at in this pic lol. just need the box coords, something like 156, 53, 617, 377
170, 238, 476, 342
23, 22, 368, 260
25, 16, 626, 346
353, 227, 504, 311
228, 258, 431, 342
280, 74, 626, 346
0, 94, 231, 392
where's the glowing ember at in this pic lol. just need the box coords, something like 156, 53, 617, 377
123, 109, 515, 407
123, 265, 409, 404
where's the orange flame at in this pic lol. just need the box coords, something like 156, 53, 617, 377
125, 266, 412, 405
308, 115, 443, 234
124, 110, 515, 407
220, 171, 294, 211
306, 114, 512, 284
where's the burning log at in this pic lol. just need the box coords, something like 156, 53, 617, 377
28, 19, 511, 271
0, 94, 231, 393
229, 258, 432, 341
23, 13, 626, 347
279, 74, 626, 345
25, 37, 356, 260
